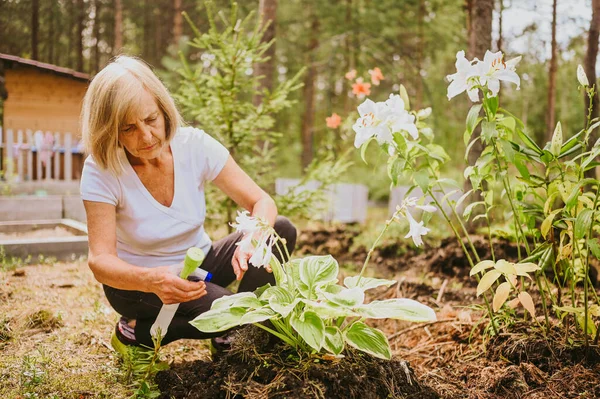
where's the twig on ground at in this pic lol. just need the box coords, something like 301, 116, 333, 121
435, 279, 448, 305
388, 319, 474, 341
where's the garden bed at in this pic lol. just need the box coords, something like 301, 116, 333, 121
0, 219, 88, 261
2, 224, 600, 398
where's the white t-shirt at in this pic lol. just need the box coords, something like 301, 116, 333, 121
80, 127, 229, 268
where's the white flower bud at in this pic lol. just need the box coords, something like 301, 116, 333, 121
577, 65, 589, 87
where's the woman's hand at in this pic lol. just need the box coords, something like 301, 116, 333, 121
146, 266, 207, 304
232, 241, 252, 281
231, 236, 273, 280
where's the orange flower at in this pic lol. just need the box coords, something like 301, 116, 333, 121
345, 69, 357, 80
369, 67, 384, 85
352, 78, 371, 98
326, 113, 342, 129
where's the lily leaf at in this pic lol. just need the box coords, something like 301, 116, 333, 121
477, 270, 502, 296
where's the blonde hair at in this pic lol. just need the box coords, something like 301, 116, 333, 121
80, 56, 183, 175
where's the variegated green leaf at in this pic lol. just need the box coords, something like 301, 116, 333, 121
324, 326, 344, 355
344, 276, 396, 290
322, 287, 365, 308
344, 322, 391, 360
298, 256, 339, 298
290, 311, 324, 351
190, 307, 247, 333
240, 307, 277, 324
355, 298, 436, 322
211, 292, 261, 310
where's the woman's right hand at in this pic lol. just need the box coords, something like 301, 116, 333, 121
146, 266, 207, 304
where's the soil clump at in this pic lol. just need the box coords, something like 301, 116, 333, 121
156, 325, 440, 399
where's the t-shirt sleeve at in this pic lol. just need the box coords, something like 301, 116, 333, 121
80, 156, 121, 206
193, 129, 230, 182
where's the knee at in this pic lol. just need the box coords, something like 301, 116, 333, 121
274, 216, 297, 246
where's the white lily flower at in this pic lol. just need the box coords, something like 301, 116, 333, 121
577, 64, 589, 86
352, 99, 390, 148
447, 50, 479, 102
393, 196, 436, 247
400, 196, 436, 213
417, 107, 432, 120
230, 210, 276, 268
404, 210, 430, 247
231, 210, 260, 232
384, 94, 419, 140
249, 234, 275, 268
476, 50, 521, 97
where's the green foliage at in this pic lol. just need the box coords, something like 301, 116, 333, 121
173, 2, 349, 223
191, 254, 436, 360
174, 2, 302, 222
456, 64, 600, 341
275, 152, 352, 219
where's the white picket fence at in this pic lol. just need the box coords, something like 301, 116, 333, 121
1, 127, 78, 182
275, 178, 369, 223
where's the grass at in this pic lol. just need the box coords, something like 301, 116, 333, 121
0, 259, 211, 398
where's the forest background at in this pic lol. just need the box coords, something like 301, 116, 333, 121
0, 0, 597, 202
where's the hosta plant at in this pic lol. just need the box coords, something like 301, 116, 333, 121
190, 212, 436, 360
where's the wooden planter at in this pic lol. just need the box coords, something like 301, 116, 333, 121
0, 219, 88, 261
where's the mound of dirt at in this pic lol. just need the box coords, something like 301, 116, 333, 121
156, 325, 440, 399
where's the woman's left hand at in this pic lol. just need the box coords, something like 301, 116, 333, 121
231, 239, 272, 280
231, 244, 251, 280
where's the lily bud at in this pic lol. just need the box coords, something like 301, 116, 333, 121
577, 65, 589, 87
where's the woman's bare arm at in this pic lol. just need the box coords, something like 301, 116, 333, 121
84, 200, 206, 304
212, 156, 279, 279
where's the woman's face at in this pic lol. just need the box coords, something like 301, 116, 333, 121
118, 89, 167, 160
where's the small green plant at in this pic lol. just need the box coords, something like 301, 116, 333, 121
191, 212, 436, 360
20, 354, 46, 391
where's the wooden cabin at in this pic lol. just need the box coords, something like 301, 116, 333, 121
0, 54, 90, 181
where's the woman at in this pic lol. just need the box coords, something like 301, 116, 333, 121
80, 55, 296, 351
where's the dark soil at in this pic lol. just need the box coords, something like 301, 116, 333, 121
296, 227, 525, 279
157, 226, 600, 398
156, 325, 440, 399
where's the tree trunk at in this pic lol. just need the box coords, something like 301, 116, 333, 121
48, 2, 55, 64
496, 0, 503, 52
93, 0, 102, 73
77, 0, 85, 72
466, 0, 493, 167
301, 10, 319, 170
467, 0, 493, 60
172, 0, 182, 45
253, 0, 278, 106
31, 0, 39, 60
585, 0, 600, 125
114, 0, 123, 54
585, 0, 600, 178
465, 0, 493, 230
545, 0, 558, 143
67, 0, 74, 68
416, 0, 425, 109
343, 0, 353, 115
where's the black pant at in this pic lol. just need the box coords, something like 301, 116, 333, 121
103, 216, 297, 347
